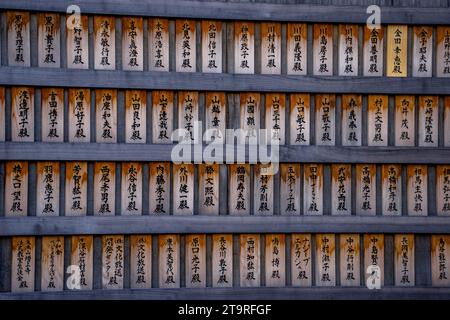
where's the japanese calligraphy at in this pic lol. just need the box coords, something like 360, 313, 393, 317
363, 26, 383, 76
235, 22, 254, 74
316, 234, 336, 286
149, 19, 169, 71
202, 21, 222, 73
94, 16, 115, 70
5, 161, 28, 216
287, 23, 307, 75
314, 24, 333, 75
290, 94, 310, 145
176, 20, 196, 72
339, 25, 358, 76
383, 164, 402, 216
69, 89, 90, 143
38, 13, 60, 67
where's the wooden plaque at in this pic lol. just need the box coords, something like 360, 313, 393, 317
65, 161, 88, 216
261, 23, 281, 75
363, 26, 383, 76
395, 96, 415, 147
178, 92, 199, 144
254, 164, 274, 215
185, 234, 206, 288
382, 164, 402, 216
394, 234, 415, 286
265, 93, 285, 145
149, 162, 171, 215
315, 234, 336, 287
315, 94, 335, 146
7, 11, 30, 67
418, 96, 438, 147
11, 236, 35, 292
173, 163, 194, 215
290, 94, 310, 145
412, 26, 432, 77
407, 165, 428, 216
240, 234, 260, 287
368, 95, 388, 146
159, 234, 180, 288
152, 91, 174, 144
121, 162, 143, 215
68, 88, 90, 143
212, 234, 233, 287
280, 164, 301, 215
303, 164, 323, 215
445, 97, 450, 147
36, 161, 60, 216
41, 236, 64, 291
176, 20, 196, 72
431, 235, 450, 286
355, 164, 376, 216
229, 164, 250, 215
0, 87, 4, 141
338, 24, 358, 76
149, 19, 169, 72
287, 23, 307, 75
240, 93, 260, 144
436, 165, 450, 216
341, 95, 362, 146
265, 234, 285, 287
125, 90, 146, 143
199, 163, 219, 215
102, 235, 124, 289
313, 24, 333, 76
5, 161, 28, 216
205, 92, 226, 143
340, 234, 360, 287
95, 89, 117, 143
41, 88, 64, 142
331, 164, 351, 215
122, 17, 143, 71
387, 25, 407, 77
38, 13, 60, 68
130, 235, 152, 289
234, 22, 255, 74
71, 235, 93, 290
291, 234, 312, 286
66, 15, 89, 69
94, 162, 116, 216
11, 87, 34, 142
202, 21, 222, 73
94, 16, 116, 70
436, 27, 450, 77
364, 234, 384, 287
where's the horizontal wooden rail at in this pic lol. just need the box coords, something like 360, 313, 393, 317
1, 142, 450, 163
1, 287, 450, 300
1, 0, 450, 25
1, 216, 450, 236
1, 67, 450, 94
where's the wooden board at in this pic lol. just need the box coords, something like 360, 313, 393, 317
201, 21, 222, 73
436, 165, 450, 216
290, 94, 310, 145
11, 87, 34, 142
367, 95, 388, 146
261, 23, 281, 75
95, 89, 117, 143
340, 234, 360, 287
36, 161, 60, 216
313, 24, 333, 76
121, 162, 142, 215
338, 24, 358, 76
178, 91, 199, 143
331, 164, 351, 215
280, 164, 301, 215
11, 236, 35, 292
0, 87, 4, 141
364, 234, 384, 287
363, 26, 383, 77
265, 93, 285, 145
172, 163, 194, 215
418, 96, 438, 147
158, 234, 180, 288
212, 234, 233, 288
176, 20, 196, 72
149, 162, 171, 215
102, 235, 124, 289
234, 22, 255, 74
5, 161, 28, 216
240, 234, 260, 287
205, 92, 226, 143
431, 235, 450, 287
315, 234, 336, 287
41, 88, 64, 142
291, 234, 312, 287
152, 91, 174, 144
395, 96, 415, 147
68, 88, 90, 143
382, 164, 402, 216
41, 236, 64, 291
70, 235, 93, 290
149, 19, 169, 72
65, 161, 88, 216
125, 90, 146, 143
38, 13, 60, 68
446, 97, 450, 147
185, 234, 206, 288
387, 25, 408, 77
315, 94, 335, 146
239, 93, 260, 144
412, 26, 432, 77
341, 95, 362, 146
93, 16, 115, 70
229, 164, 250, 215
7, 11, 30, 67
199, 163, 219, 215
265, 234, 285, 287
122, 17, 143, 71
355, 164, 376, 216
287, 23, 307, 75
94, 162, 116, 216
66, 15, 89, 69
303, 164, 323, 215
130, 235, 152, 289
254, 164, 274, 215
436, 27, 450, 77
394, 234, 415, 286
407, 165, 428, 216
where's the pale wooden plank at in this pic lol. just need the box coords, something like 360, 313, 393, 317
228, 164, 250, 216
0, 87, 4, 141
38, 13, 60, 68
234, 22, 255, 74
212, 234, 233, 288
240, 234, 260, 287
412, 26, 432, 77
185, 234, 206, 288
289, 94, 310, 145
11, 236, 35, 292
65, 161, 87, 216
205, 92, 226, 144
125, 90, 146, 143
239, 93, 260, 145
338, 24, 358, 76
445, 97, 450, 147
41, 236, 64, 291
198, 164, 219, 215
386, 25, 408, 77
431, 235, 450, 287
70, 235, 93, 290
68, 88, 90, 143
95, 89, 117, 143
280, 164, 301, 215
261, 23, 281, 75
176, 20, 196, 72
436, 27, 450, 78
172, 163, 194, 215
436, 165, 450, 216
158, 234, 180, 288
121, 162, 143, 215
291, 234, 312, 287
355, 164, 376, 216
265, 234, 285, 287
303, 164, 323, 215
265, 93, 285, 145
287, 23, 307, 75
254, 163, 274, 215
93, 162, 116, 216
177, 91, 199, 144
201, 21, 222, 73
41, 88, 64, 142
149, 162, 171, 215
315, 94, 335, 146
66, 14, 89, 69
418, 96, 438, 147
382, 164, 402, 216
394, 96, 415, 147
315, 234, 336, 287
364, 234, 384, 287
313, 24, 333, 76
11, 87, 34, 142
340, 234, 360, 287
341, 95, 362, 146
130, 235, 152, 289
331, 164, 351, 215
102, 235, 124, 289
122, 17, 143, 71
394, 234, 415, 287
149, 19, 169, 72
5, 161, 28, 217
152, 91, 174, 144
36, 162, 60, 216
407, 165, 428, 216
93, 16, 115, 70
367, 95, 388, 147
363, 26, 383, 77
7, 11, 30, 67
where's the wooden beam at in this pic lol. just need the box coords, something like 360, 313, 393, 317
0, 0, 449, 25
1, 216, 450, 236
1, 67, 450, 94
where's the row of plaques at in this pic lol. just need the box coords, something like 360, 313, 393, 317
4, 161, 450, 216
10, 234, 450, 292
2, 88, 450, 147
5, 11, 450, 77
